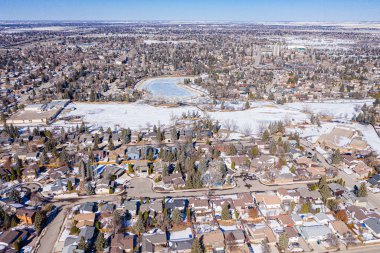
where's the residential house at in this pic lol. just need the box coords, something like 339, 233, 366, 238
15, 208, 36, 225
0, 229, 29, 248
202, 230, 225, 253
329, 220, 351, 238
169, 228, 194, 253
299, 225, 332, 242
110, 233, 135, 253
233, 193, 255, 214
189, 198, 210, 214
78, 202, 96, 214
364, 218, 380, 237
142, 231, 168, 253
224, 230, 246, 249
74, 213, 96, 228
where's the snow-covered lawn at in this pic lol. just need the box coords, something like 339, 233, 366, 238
61, 102, 198, 129
61, 99, 380, 153
291, 122, 380, 155
284, 99, 373, 119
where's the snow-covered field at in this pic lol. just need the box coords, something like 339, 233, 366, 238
291, 122, 380, 154
2, 26, 76, 33
211, 103, 308, 134
59, 102, 198, 129
143, 40, 196, 45
285, 100, 373, 119
61, 99, 380, 153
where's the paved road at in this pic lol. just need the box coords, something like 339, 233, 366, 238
38, 194, 118, 253
337, 169, 380, 210
342, 245, 380, 253
38, 176, 310, 253
126, 176, 308, 199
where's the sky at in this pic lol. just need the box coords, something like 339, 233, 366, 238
0, 0, 379, 22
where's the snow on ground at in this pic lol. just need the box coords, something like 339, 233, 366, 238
143, 40, 196, 45
352, 122, 380, 155
62, 102, 198, 130
250, 244, 263, 253
169, 227, 193, 240
210, 103, 308, 135
62, 99, 380, 153
284, 100, 373, 119
291, 122, 380, 155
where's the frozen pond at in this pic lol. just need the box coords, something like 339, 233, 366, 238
136, 77, 199, 100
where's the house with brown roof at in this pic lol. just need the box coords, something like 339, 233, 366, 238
245, 223, 276, 244
110, 233, 135, 253
255, 194, 281, 209
16, 208, 36, 225
0, 229, 29, 248
284, 227, 299, 243
352, 161, 372, 179
224, 230, 246, 250
22, 163, 40, 180
295, 157, 317, 168
162, 172, 185, 189
73, 213, 96, 228
233, 193, 255, 213
306, 166, 326, 179
202, 230, 225, 253
329, 220, 351, 238
276, 188, 300, 203
277, 214, 295, 227
189, 197, 210, 214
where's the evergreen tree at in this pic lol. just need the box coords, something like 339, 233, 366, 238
78, 236, 87, 250
331, 149, 341, 164
86, 183, 96, 195
108, 138, 115, 151
320, 184, 332, 202
95, 233, 106, 252
191, 238, 204, 253
300, 203, 311, 213
172, 208, 182, 224
245, 101, 250, 109
358, 182, 368, 197
34, 211, 46, 234
162, 164, 169, 177
9, 189, 21, 203
134, 212, 145, 235
278, 233, 289, 251
221, 204, 231, 220
262, 130, 270, 141
10, 216, 18, 227
93, 134, 99, 150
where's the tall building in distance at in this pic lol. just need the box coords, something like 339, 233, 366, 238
273, 43, 281, 57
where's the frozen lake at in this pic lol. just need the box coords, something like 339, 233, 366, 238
136, 77, 199, 100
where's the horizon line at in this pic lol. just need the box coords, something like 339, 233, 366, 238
1, 19, 380, 23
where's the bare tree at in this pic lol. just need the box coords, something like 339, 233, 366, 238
261, 238, 271, 253
301, 104, 312, 114
241, 123, 253, 137
354, 104, 361, 113
223, 119, 238, 133
326, 233, 339, 248
257, 123, 267, 135
343, 232, 356, 248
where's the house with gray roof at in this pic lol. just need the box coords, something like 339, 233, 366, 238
364, 218, 380, 237
299, 225, 332, 242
